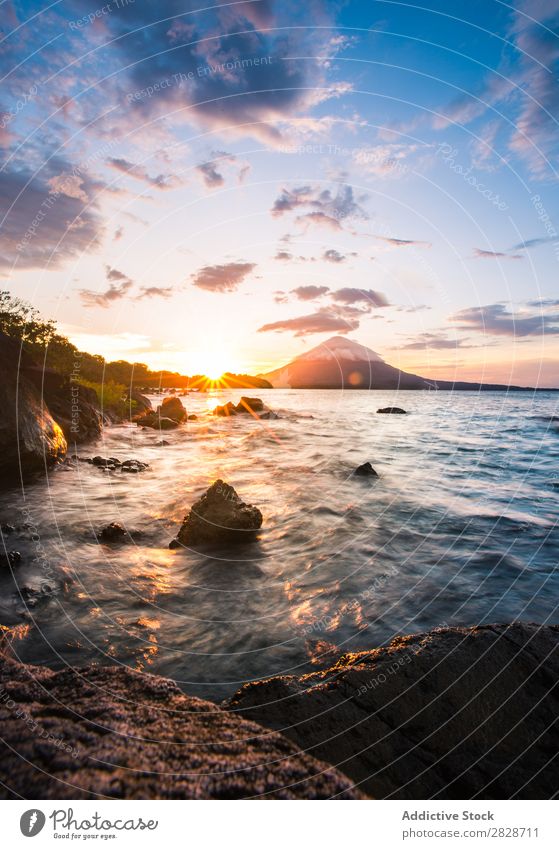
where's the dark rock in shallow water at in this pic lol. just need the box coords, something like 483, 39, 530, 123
82, 457, 148, 473
228, 623, 559, 800
99, 522, 128, 543
1, 524, 15, 535
0, 653, 361, 799
171, 479, 263, 547
157, 396, 187, 423
236, 396, 265, 413
213, 401, 237, 417
377, 406, 407, 414
354, 462, 378, 477
0, 551, 21, 569
187, 414, 198, 421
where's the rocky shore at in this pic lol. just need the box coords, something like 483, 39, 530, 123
1, 623, 557, 799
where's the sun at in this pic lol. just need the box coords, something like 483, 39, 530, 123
184, 346, 239, 381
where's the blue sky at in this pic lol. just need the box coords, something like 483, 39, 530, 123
1, 0, 558, 384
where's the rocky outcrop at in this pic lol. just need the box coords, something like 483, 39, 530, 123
157, 396, 187, 423
44, 380, 103, 445
0, 652, 362, 800
129, 390, 152, 414
354, 462, 378, 477
170, 480, 263, 547
228, 623, 559, 799
0, 334, 67, 480
212, 397, 277, 419
377, 407, 407, 414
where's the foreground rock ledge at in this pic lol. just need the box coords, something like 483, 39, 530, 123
228, 623, 559, 799
0, 654, 361, 800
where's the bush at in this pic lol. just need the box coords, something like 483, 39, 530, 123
78, 379, 133, 418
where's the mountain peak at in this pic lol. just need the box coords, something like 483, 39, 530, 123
296, 336, 385, 364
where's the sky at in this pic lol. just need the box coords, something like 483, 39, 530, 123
1, 0, 559, 386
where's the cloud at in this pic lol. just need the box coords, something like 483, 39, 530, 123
258, 306, 360, 336
0, 165, 103, 272
79, 266, 134, 308
323, 249, 347, 263
136, 286, 174, 300
375, 236, 432, 249
451, 302, 559, 336
272, 184, 368, 227
275, 250, 293, 261
87, 0, 349, 147
398, 332, 472, 350
191, 261, 256, 292
509, 237, 558, 251
291, 285, 330, 301
195, 151, 250, 188
473, 248, 523, 260
330, 287, 389, 308
107, 157, 181, 190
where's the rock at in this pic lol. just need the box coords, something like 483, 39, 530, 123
81, 457, 148, 473
213, 402, 237, 417
129, 390, 152, 415
121, 459, 148, 473
187, 414, 198, 421
0, 551, 21, 569
354, 462, 378, 477
1, 524, 15, 535
44, 381, 103, 445
377, 407, 407, 414
259, 411, 279, 420
98, 522, 128, 543
135, 411, 179, 430
229, 623, 559, 800
0, 333, 67, 480
0, 653, 362, 799
236, 396, 265, 413
171, 479, 263, 547
158, 417, 180, 430
156, 440, 170, 446
157, 396, 187, 423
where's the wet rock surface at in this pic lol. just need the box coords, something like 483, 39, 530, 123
171, 480, 263, 547
156, 396, 187, 423
377, 407, 407, 414
0, 653, 362, 800
228, 623, 559, 799
354, 462, 378, 477
78, 457, 149, 473
0, 333, 67, 479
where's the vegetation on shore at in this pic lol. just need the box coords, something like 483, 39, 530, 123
0, 291, 271, 390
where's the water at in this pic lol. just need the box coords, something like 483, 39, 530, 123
1, 389, 558, 701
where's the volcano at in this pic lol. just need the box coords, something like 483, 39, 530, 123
261, 336, 531, 390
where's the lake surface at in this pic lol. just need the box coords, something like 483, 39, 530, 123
1, 389, 558, 701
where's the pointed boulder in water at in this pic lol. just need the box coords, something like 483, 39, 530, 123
171, 479, 263, 547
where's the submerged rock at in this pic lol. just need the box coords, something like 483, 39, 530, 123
0, 653, 362, 799
354, 462, 378, 477
229, 623, 559, 800
98, 522, 128, 543
171, 479, 263, 547
157, 396, 187, 423
80, 457, 148, 473
377, 407, 407, 414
